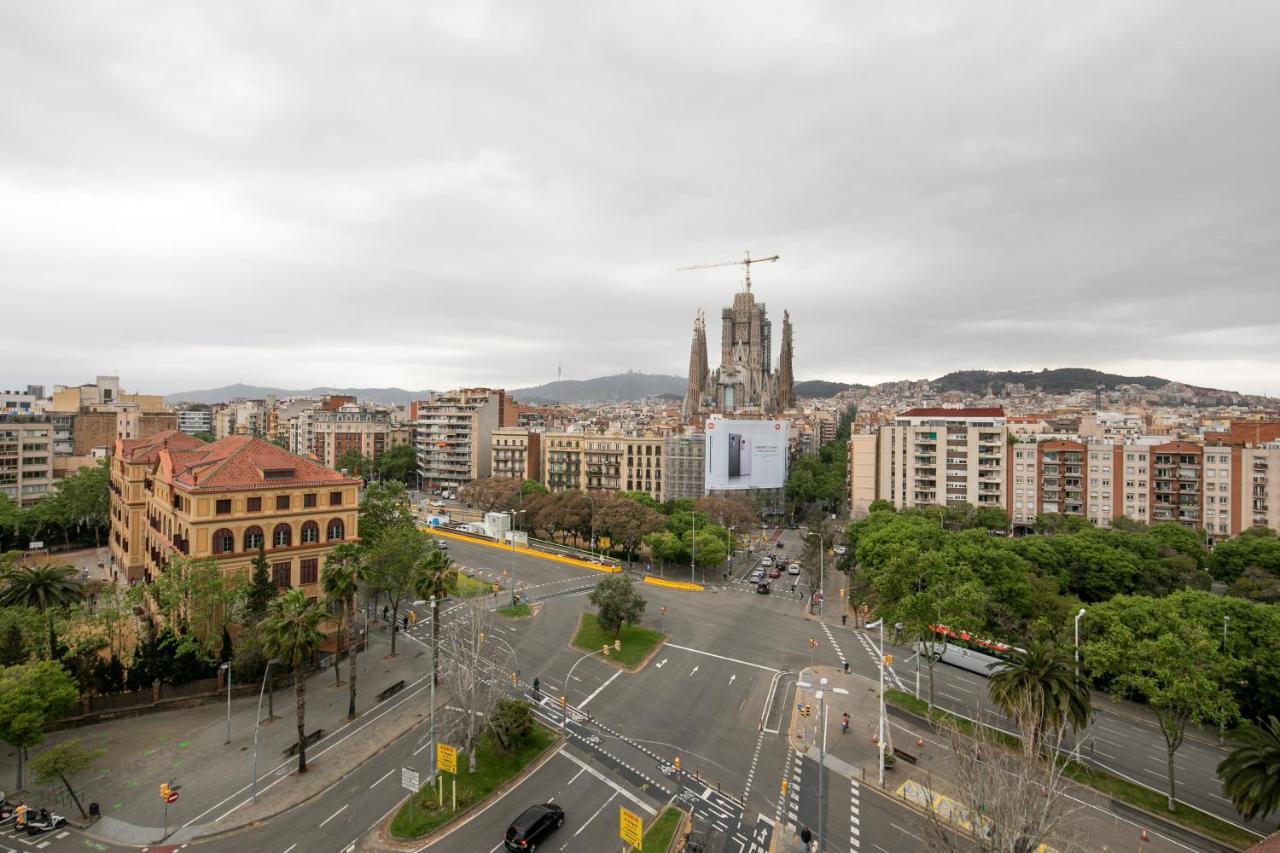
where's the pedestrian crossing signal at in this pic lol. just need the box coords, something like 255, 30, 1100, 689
673, 756, 681, 771
560, 695, 567, 709
159, 783, 171, 800
802, 704, 812, 717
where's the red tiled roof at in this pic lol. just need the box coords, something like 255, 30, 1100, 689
159, 435, 360, 493
900, 407, 1005, 418
116, 430, 205, 465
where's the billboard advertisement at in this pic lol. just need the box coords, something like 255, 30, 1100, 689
704, 418, 789, 491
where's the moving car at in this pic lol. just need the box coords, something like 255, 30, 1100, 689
776, 540, 785, 549
768, 567, 782, 578
434, 538, 449, 549
760, 557, 773, 568
788, 563, 801, 576
750, 569, 765, 582
505, 803, 565, 850
833, 545, 847, 555
756, 581, 771, 594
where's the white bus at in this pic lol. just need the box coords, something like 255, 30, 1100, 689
915, 624, 1022, 677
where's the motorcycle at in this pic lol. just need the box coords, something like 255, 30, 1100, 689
0, 803, 15, 826
25, 808, 67, 835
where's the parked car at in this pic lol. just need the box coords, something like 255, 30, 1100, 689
833, 545, 847, 555
505, 803, 565, 851
788, 563, 801, 576
768, 567, 781, 578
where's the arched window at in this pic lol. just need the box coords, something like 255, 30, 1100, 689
213, 528, 234, 555
300, 521, 320, 544
273, 523, 292, 548
327, 518, 345, 541
244, 526, 264, 551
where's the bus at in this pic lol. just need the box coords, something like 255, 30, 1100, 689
915, 624, 1023, 677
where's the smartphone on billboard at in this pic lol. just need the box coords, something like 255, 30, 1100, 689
740, 435, 752, 478
728, 433, 742, 478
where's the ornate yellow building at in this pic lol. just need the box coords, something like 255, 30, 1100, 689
109, 431, 360, 595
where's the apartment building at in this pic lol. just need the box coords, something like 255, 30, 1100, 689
109, 431, 360, 588
213, 399, 272, 439
0, 417, 54, 507
490, 427, 541, 482
542, 433, 584, 492
0, 388, 42, 417
662, 433, 705, 502
309, 408, 406, 470
1150, 442, 1204, 529
414, 389, 509, 491
848, 433, 878, 516
871, 408, 1008, 511
624, 434, 663, 500
176, 409, 213, 435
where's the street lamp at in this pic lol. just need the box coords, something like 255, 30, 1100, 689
690, 508, 697, 583
428, 596, 438, 783
561, 644, 617, 733
726, 524, 735, 580
251, 657, 282, 802
1074, 608, 1086, 674
584, 495, 597, 562
1220, 615, 1231, 738
220, 662, 232, 744
866, 619, 890, 786
507, 509, 526, 603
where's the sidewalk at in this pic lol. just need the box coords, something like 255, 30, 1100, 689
0, 618, 431, 845
786, 665, 1199, 853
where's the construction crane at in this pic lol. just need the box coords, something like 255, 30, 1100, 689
677, 250, 780, 291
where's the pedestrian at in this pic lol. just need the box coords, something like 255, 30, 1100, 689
402, 613, 409, 630
382, 605, 388, 622
800, 825, 812, 846
533, 677, 540, 695
841, 613, 848, 626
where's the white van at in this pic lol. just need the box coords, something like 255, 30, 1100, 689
788, 563, 801, 576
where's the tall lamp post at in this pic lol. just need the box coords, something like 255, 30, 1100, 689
690, 509, 697, 583
251, 657, 282, 802
507, 509, 526, 602
561, 644, 617, 733
808, 531, 825, 615
1220, 615, 1231, 738
1074, 607, 1086, 675
867, 619, 890, 785
220, 662, 232, 744
428, 596, 438, 783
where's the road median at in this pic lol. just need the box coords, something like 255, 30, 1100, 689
643, 576, 703, 592
425, 527, 622, 573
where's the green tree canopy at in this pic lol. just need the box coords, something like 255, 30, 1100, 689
31, 739, 104, 818
0, 563, 84, 659
0, 660, 79, 789
358, 481, 415, 549
588, 574, 647, 638
1210, 527, 1280, 583
376, 443, 418, 484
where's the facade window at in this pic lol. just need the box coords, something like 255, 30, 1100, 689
304, 493, 317, 508
330, 491, 343, 506
213, 528, 234, 555
327, 518, 345, 541
301, 521, 319, 544
216, 499, 231, 515
300, 558, 318, 585
247, 497, 262, 512
244, 526, 264, 550
276, 495, 290, 511
272, 562, 291, 588
273, 523, 292, 548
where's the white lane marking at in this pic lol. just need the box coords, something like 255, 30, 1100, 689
690, 666, 700, 677
318, 804, 348, 827
572, 790, 618, 837
282, 845, 297, 853
655, 658, 667, 669
558, 750, 657, 815
580, 669, 622, 708
369, 768, 396, 789
665, 643, 780, 673
729, 674, 737, 685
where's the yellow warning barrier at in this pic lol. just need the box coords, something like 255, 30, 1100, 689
423, 527, 621, 573
643, 576, 704, 592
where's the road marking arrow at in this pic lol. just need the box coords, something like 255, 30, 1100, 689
690, 666, 700, 677
729, 674, 737, 685
656, 658, 667, 668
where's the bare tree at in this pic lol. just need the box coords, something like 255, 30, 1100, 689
918, 699, 1085, 853
437, 599, 515, 771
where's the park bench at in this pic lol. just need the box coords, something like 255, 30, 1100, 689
892, 746, 918, 764
283, 729, 325, 756
376, 679, 406, 702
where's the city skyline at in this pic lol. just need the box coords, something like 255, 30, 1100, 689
4, 2, 1279, 394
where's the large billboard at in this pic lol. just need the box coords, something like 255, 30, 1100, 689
704, 418, 789, 491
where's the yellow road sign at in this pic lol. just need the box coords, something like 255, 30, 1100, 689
619, 806, 644, 847
437, 742, 457, 775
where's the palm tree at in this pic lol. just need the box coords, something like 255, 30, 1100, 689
988, 638, 1091, 748
321, 543, 363, 719
259, 589, 325, 772
413, 547, 457, 686
1217, 715, 1280, 824
0, 563, 84, 659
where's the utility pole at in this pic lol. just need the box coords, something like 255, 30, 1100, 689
691, 509, 697, 583
429, 596, 438, 783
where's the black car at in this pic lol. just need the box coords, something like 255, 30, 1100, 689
756, 581, 771, 594
505, 803, 564, 850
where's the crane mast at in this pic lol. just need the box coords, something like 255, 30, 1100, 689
677, 250, 780, 291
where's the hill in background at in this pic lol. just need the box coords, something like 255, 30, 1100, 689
931, 368, 1171, 395
166, 383, 427, 406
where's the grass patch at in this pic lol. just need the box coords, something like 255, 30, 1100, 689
390, 723, 558, 839
632, 806, 682, 852
497, 603, 531, 619
572, 613, 664, 669
449, 572, 493, 598
884, 690, 1258, 850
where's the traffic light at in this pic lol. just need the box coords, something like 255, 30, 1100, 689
673, 756, 681, 772
802, 704, 812, 717
808, 637, 817, 649
602, 644, 610, 656
511, 671, 517, 686
559, 695, 567, 710
159, 783, 171, 800
883, 654, 894, 666
780, 779, 788, 795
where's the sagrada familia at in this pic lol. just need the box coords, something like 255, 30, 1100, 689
682, 283, 795, 418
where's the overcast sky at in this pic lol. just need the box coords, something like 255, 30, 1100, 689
3, 2, 1279, 396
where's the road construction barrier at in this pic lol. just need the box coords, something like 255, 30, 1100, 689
643, 577, 704, 592
424, 527, 621, 573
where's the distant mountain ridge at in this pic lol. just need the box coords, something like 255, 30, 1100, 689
166, 383, 428, 406
510, 373, 686, 404
931, 368, 1171, 395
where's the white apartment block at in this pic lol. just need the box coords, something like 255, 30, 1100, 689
873, 408, 1007, 511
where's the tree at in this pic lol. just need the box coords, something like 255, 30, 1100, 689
1085, 614, 1239, 810
192, 432, 215, 442
458, 477, 522, 513
588, 574, 646, 639
322, 543, 363, 718
0, 562, 84, 659
244, 546, 277, 621
521, 479, 548, 497
357, 481, 415, 549
335, 449, 373, 478
988, 639, 1091, 750
1228, 567, 1280, 604
148, 556, 239, 659
1217, 715, 1280, 825
489, 697, 535, 753
377, 443, 418, 485
363, 525, 427, 656
413, 546, 456, 685
30, 739, 104, 818
439, 600, 510, 771
696, 494, 760, 530
0, 660, 79, 790
259, 589, 325, 773
0, 620, 25, 666
1210, 528, 1280, 583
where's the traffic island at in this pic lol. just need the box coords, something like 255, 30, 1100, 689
496, 602, 536, 619
629, 805, 687, 852
388, 723, 559, 840
570, 614, 665, 670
